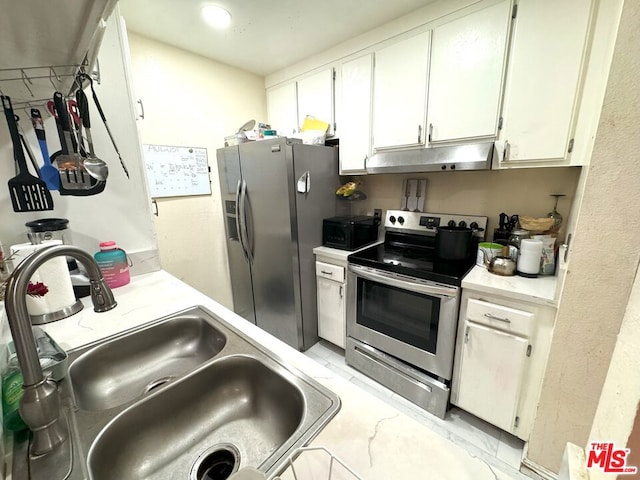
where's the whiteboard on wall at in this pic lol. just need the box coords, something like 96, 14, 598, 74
142, 144, 211, 198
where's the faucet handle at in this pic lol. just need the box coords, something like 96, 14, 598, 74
90, 278, 117, 312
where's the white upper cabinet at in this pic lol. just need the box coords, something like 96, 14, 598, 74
426, 1, 512, 143
297, 68, 335, 135
339, 54, 373, 174
499, 0, 594, 164
267, 82, 298, 137
372, 32, 430, 151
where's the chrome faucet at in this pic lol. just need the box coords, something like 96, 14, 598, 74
4, 245, 117, 455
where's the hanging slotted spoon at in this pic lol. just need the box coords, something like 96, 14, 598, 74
76, 88, 108, 181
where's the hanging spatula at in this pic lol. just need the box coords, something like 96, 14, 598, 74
29, 108, 60, 190
2, 95, 54, 213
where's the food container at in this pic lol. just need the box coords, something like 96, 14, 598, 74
476, 242, 504, 267
517, 239, 543, 277
532, 234, 556, 275
224, 132, 249, 147
508, 229, 530, 250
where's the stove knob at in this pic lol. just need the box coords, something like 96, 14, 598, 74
389, 215, 396, 224
398, 216, 405, 224
441, 165, 446, 170
458, 221, 467, 228
447, 220, 456, 227
470, 221, 479, 229
450, 164, 456, 170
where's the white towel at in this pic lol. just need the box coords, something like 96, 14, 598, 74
9, 241, 76, 316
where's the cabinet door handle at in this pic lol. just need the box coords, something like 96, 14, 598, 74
364, 155, 368, 169
504, 140, 510, 162
339, 285, 343, 298
464, 325, 470, 343
417, 125, 422, 144
484, 313, 511, 324
428, 123, 433, 144
321, 270, 333, 275
137, 99, 145, 119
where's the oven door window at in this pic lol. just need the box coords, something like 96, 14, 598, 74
356, 277, 440, 354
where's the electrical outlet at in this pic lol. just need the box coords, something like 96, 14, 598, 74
374, 209, 382, 220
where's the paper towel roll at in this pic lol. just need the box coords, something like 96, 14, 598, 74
9, 241, 76, 316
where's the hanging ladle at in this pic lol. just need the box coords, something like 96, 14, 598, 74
76, 87, 108, 181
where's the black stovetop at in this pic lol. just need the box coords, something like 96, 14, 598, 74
348, 232, 476, 287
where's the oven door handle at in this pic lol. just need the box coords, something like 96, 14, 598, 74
349, 264, 458, 298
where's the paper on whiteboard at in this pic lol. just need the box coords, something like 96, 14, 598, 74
143, 144, 211, 198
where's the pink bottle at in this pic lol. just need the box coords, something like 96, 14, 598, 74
94, 241, 130, 288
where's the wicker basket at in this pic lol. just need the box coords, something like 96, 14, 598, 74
519, 215, 555, 232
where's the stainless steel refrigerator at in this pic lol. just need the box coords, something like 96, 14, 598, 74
217, 138, 339, 351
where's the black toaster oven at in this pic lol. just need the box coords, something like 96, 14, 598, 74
322, 216, 379, 251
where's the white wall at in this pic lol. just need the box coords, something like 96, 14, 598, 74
588, 261, 640, 480
350, 167, 581, 240
126, 32, 267, 308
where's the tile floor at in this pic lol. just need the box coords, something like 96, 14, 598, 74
305, 340, 545, 480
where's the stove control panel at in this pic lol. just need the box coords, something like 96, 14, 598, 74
385, 210, 488, 239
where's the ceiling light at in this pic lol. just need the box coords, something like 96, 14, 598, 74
201, 5, 232, 28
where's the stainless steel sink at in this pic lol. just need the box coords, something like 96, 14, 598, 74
88, 355, 305, 479
12, 306, 340, 480
68, 314, 226, 410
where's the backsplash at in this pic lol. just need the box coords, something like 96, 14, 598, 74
345, 167, 581, 241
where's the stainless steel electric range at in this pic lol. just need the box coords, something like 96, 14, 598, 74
345, 209, 487, 418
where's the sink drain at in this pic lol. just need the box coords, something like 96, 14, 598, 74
143, 376, 176, 395
190, 444, 240, 480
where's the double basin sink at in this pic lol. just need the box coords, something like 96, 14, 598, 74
13, 306, 340, 480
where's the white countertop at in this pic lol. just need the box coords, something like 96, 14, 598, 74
313, 241, 382, 262
34, 270, 517, 479
462, 265, 558, 307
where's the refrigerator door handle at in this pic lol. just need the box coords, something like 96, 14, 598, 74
239, 179, 254, 263
235, 180, 249, 263
296, 171, 310, 193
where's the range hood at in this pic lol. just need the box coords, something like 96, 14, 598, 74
366, 142, 495, 174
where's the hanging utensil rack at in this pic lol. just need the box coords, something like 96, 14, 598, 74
0, 63, 91, 109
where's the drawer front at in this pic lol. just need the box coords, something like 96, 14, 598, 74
466, 298, 534, 337
315, 261, 345, 283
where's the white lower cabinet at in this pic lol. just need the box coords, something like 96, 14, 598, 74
452, 291, 556, 440
315, 260, 347, 349
456, 321, 529, 432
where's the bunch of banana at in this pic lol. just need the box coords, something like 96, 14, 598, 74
336, 181, 357, 197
